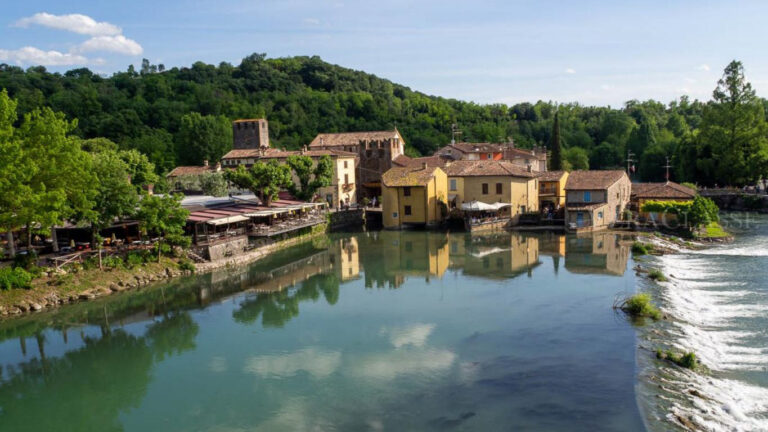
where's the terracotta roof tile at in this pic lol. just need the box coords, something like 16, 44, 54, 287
392, 155, 446, 168
565, 170, 627, 190
382, 166, 441, 187
536, 170, 568, 182
631, 182, 696, 199
221, 148, 356, 160
443, 160, 536, 178
167, 165, 217, 177
309, 130, 401, 147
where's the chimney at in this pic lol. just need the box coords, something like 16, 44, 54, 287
215, 162, 221, 172
203, 159, 209, 167
422, 162, 428, 170
301, 145, 307, 154
320, 137, 324, 145
527, 165, 532, 173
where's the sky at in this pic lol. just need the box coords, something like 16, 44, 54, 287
1, 0, 767, 106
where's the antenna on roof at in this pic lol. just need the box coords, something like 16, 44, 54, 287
626, 150, 636, 177
451, 123, 462, 145
663, 156, 672, 182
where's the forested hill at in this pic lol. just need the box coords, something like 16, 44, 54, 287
1, 54, 766, 186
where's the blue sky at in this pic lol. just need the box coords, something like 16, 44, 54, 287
2, 1, 767, 106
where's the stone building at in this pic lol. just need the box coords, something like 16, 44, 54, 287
309, 129, 405, 200
381, 164, 447, 229
564, 170, 631, 232
233, 119, 270, 149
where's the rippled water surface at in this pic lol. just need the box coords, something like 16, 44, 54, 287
637, 215, 768, 431
0, 231, 645, 431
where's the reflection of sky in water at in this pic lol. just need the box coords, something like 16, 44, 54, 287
0, 231, 642, 431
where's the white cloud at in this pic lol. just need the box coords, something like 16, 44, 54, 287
15, 12, 121, 36
0, 46, 88, 66
381, 323, 435, 348
303, 18, 321, 25
349, 348, 456, 380
243, 348, 341, 379
78, 35, 143, 55
565, 68, 576, 74
696, 64, 711, 71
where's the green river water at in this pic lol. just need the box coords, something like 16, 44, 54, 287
0, 231, 648, 431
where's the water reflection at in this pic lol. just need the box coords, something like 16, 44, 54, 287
0, 231, 635, 431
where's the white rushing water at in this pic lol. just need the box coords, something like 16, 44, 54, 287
640, 230, 768, 431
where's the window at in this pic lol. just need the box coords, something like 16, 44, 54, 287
344, 160, 348, 168
598, 211, 603, 219
403, 187, 411, 196
404, 205, 412, 216
482, 183, 489, 194
487, 153, 493, 159
392, 212, 398, 218
450, 179, 457, 191
584, 191, 592, 202
521, 205, 526, 213
496, 183, 502, 194
344, 174, 349, 185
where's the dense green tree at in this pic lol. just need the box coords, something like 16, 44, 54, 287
176, 112, 232, 165
135, 193, 190, 261
88, 150, 139, 246
225, 161, 293, 205
696, 61, 768, 185
638, 144, 669, 181
549, 111, 563, 170
286, 155, 334, 200
199, 171, 229, 197
563, 147, 590, 170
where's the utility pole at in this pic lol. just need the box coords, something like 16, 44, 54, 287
626, 150, 636, 178
663, 156, 672, 182
451, 123, 462, 145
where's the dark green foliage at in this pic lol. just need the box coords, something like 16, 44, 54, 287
656, 349, 699, 370
0, 267, 34, 290
549, 111, 563, 170
620, 293, 662, 320
687, 196, 720, 227
648, 269, 668, 282
177, 258, 196, 273
12, 251, 38, 270
631, 241, 653, 255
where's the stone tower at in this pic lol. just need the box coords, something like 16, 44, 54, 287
233, 119, 270, 149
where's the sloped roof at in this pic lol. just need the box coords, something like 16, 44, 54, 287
631, 182, 696, 199
443, 160, 536, 178
504, 147, 547, 161
167, 165, 217, 177
392, 155, 447, 168
565, 170, 627, 190
221, 148, 356, 160
450, 142, 507, 153
382, 166, 442, 187
309, 130, 400, 147
537, 170, 568, 182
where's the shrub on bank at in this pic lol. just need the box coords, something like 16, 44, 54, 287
648, 269, 668, 282
619, 293, 662, 320
0, 267, 34, 290
177, 258, 196, 273
631, 241, 653, 255
656, 349, 699, 370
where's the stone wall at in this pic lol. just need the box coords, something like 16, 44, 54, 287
207, 237, 249, 261
329, 209, 364, 231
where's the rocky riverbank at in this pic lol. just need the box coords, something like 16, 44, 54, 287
0, 228, 327, 319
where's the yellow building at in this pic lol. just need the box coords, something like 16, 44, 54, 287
444, 160, 538, 223
382, 164, 448, 229
536, 170, 569, 209
448, 233, 540, 279
220, 148, 357, 208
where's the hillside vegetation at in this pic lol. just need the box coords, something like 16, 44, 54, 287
1, 54, 766, 186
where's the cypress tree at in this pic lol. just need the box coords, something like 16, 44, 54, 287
549, 111, 563, 170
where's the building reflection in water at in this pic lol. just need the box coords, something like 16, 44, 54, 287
563, 232, 630, 276
448, 233, 540, 279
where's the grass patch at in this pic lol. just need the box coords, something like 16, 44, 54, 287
648, 269, 668, 282
656, 349, 699, 370
617, 293, 662, 320
177, 258, 196, 273
701, 222, 729, 239
631, 241, 653, 255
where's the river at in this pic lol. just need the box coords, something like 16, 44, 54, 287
636, 214, 768, 431
0, 229, 672, 431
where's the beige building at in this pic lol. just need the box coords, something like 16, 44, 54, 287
564, 232, 630, 276
220, 148, 357, 208
537, 170, 569, 209
381, 164, 447, 229
564, 170, 631, 231
444, 160, 539, 223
